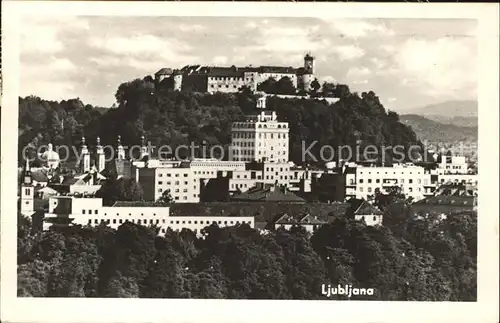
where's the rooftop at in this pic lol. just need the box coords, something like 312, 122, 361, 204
111, 201, 168, 207
231, 184, 306, 203
347, 199, 383, 216
413, 196, 476, 206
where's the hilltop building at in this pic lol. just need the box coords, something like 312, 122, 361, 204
154, 54, 316, 94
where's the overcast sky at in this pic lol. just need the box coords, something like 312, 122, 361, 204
19, 16, 477, 111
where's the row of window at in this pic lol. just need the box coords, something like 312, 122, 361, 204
232, 142, 287, 149
233, 123, 288, 129
82, 210, 169, 216
208, 76, 248, 82
210, 84, 238, 89
87, 218, 252, 226
359, 171, 422, 175
233, 132, 288, 139
158, 173, 189, 178
158, 181, 193, 186
358, 187, 422, 193
354, 178, 477, 185
359, 178, 422, 184
156, 191, 199, 200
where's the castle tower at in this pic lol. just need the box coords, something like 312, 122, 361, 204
304, 53, 315, 74
302, 53, 315, 92
117, 135, 125, 160
81, 137, 91, 172
20, 159, 34, 216
96, 137, 105, 172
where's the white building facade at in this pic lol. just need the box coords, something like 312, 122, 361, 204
346, 164, 437, 201
44, 196, 254, 234
230, 111, 289, 163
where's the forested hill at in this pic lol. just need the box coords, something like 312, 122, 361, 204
18, 77, 422, 165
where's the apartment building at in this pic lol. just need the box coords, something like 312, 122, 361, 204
138, 165, 200, 203
345, 164, 438, 201
437, 155, 469, 174
230, 110, 289, 163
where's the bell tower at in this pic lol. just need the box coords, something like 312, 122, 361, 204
96, 137, 105, 172
20, 159, 34, 216
81, 137, 90, 172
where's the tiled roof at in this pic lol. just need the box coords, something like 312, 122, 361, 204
155, 68, 173, 76
299, 214, 328, 225
348, 199, 383, 216
414, 196, 476, 206
275, 213, 298, 224
31, 169, 49, 183
112, 201, 166, 207
231, 185, 306, 203
259, 66, 297, 74
274, 213, 328, 225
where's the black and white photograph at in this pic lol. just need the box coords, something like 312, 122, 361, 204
1, 2, 498, 323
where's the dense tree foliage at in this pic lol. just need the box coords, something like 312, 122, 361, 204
19, 77, 422, 166
95, 177, 144, 206
18, 209, 476, 300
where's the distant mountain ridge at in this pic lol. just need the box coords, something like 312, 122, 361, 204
400, 114, 477, 144
403, 100, 478, 128
406, 100, 478, 117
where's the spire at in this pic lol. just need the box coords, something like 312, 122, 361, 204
81, 136, 90, 172
140, 135, 148, 159
23, 159, 32, 185
96, 136, 105, 172
117, 135, 125, 160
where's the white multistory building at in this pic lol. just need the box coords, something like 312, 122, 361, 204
437, 155, 469, 175
230, 110, 289, 163
43, 196, 254, 234
345, 163, 439, 201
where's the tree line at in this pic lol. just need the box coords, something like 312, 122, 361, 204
18, 207, 476, 300
19, 77, 423, 166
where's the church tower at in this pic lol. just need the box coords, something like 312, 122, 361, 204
96, 136, 105, 172
117, 135, 125, 160
140, 135, 149, 160
81, 137, 90, 172
20, 159, 34, 216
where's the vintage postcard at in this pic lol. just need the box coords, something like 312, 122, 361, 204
1, 1, 499, 323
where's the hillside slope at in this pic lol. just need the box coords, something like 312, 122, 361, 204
400, 114, 477, 144
19, 78, 423, 165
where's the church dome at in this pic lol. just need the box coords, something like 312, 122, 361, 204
40, 143, 60, 169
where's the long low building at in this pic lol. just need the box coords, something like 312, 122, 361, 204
43, 196, 254, 234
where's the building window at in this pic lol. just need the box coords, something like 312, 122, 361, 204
359, 179, 364, 184
82, 210, 86, 214
158, 181, 163, 185
95, 210, 98, 214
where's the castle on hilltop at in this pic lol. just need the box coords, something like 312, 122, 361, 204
154, 54, 316, 93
